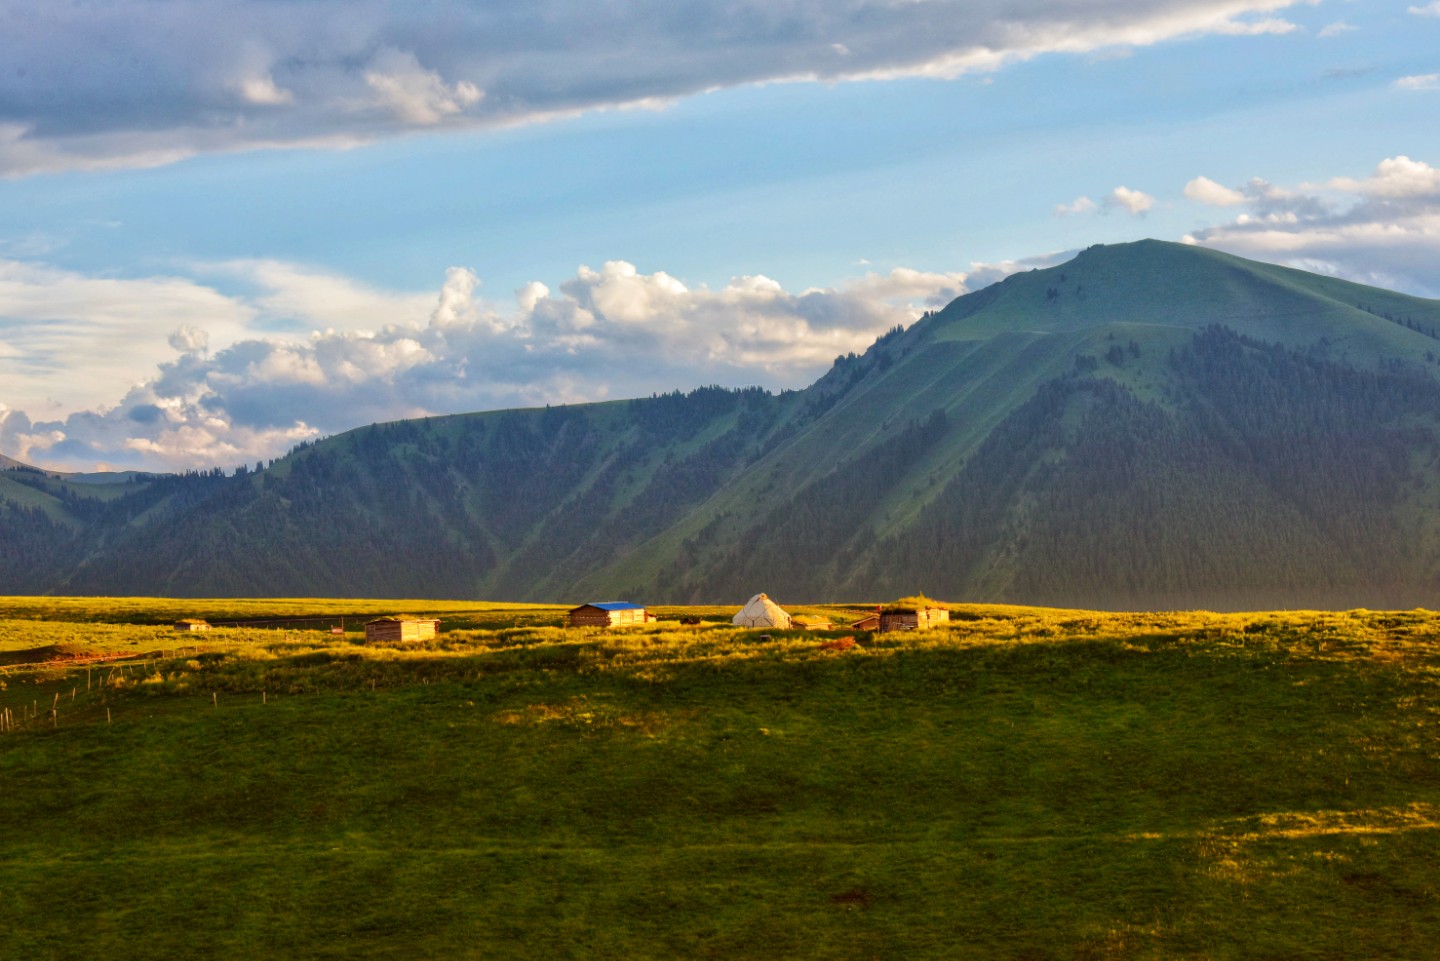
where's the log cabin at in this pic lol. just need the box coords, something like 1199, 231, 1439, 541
565, 602, 651, 628
878, 607, 950, 632
364, 616, 440, 643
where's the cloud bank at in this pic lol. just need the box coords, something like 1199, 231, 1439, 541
1184, 155, 1440, 296
0, 256, 998, 472
0, 0, 1305, 176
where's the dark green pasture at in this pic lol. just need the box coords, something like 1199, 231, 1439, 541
1, 604, 1438, 958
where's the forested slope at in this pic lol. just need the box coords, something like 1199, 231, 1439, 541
6, 240, 1440, 608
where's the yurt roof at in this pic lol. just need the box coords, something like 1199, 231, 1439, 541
733, 592, 791, 626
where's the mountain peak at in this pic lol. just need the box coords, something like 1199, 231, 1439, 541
923, 239, 1440, 364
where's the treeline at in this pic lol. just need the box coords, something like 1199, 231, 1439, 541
859, 326, 1440, 608
0, 502, 82, 593
665, 409, 951, 601
7, 321, 1440, 608
1, 384, 804, 599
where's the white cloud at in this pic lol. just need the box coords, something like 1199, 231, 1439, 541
1057, 188, 1155, 216
235, 75, 295, 106
168, 325, 210, 355
1104, 186, 1155, 215
1211, 17, 1296, 35
1316, 21, 1355, 39
361, 49, 484, 125
0, 0, 1313, 176
1185, 175, 1246, 206
1395, 74, 1440, 91
1055, 196, 1099, 216
203, 259, 437, 332
1409, 2, 1440, 17
1321, 155, 1440, 198
0, 255, 992, 472
0, 259, 259, 418
1185, 156, 1440, 297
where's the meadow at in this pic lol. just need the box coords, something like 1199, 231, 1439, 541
2, 597, 1438, 959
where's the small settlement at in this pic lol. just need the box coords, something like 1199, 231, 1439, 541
364, 615, 441, 643
566, 602, 652, 628
726, 592, 948, 633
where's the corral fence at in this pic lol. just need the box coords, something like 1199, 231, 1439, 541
208, 616, 360, 633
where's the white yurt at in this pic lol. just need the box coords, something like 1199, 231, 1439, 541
733, 593, 792, 629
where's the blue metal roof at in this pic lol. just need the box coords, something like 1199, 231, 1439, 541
583, 601, 645, 611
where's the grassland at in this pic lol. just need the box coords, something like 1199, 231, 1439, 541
2, 597, 1439, 959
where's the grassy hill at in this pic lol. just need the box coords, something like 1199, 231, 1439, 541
2, 597, 1439, 958
7, 240, 1440, 607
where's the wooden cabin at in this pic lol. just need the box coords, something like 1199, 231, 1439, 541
566, 602, 651, 628
791, 615, 833, 631
878, 607, 950, 633
849, 613, 881, 631
173, 619, 211, 632
364, 616, 440, 643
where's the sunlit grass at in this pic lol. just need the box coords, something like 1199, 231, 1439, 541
2, 598, 1439, 958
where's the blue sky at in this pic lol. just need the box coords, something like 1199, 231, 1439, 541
2, 0, 1438, 471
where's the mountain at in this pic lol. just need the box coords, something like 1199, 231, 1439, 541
0, 453, 155, 484
7, 239, 1440, 608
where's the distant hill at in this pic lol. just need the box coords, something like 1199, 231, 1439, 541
6, 239, 1440, 608
2, 453, 156, 484
0, 454, 44, 472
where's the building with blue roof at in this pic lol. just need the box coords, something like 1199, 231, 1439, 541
565, 601, 651, 628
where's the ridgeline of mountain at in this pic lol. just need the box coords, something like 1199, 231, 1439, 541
7, 239, 1440, 609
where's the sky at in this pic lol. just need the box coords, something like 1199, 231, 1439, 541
1, 0, 1438, 472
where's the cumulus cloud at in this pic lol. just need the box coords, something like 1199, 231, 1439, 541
361, 48, 484, 125
0, 0, 1308, 176
1105, 186, 1156, 215
1184, 155, 1440, 296
168, 325, 210, 355
1395, 74, 1440, 91
1409, 2, 1440, 17
1320, 155, 1440, 198
0, 256, 1005, 472
1185, 175, 1246, 206
234, 75, 295, 106
1055, 187, 1154, 216
1316, 21, 1356, 39
1055, 196, 1099, 216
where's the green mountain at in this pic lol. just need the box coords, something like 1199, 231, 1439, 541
7, 239, 1440, 608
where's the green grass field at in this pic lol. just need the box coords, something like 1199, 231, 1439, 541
2, 598, 1438, 959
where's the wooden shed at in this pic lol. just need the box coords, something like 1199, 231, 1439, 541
849, 613, 881, 631
878, 606, 950, 633
565, 602, 650, 628
364, 616, 440, 643
173, 619, 211, 632
792, 615, 833, 631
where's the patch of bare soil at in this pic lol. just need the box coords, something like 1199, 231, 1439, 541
0, 644, 142, 667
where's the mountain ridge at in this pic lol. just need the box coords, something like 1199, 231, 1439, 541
6, 239, 1440, 608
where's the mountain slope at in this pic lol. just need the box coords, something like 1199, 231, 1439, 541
7, 240, 1440, 607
